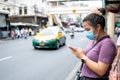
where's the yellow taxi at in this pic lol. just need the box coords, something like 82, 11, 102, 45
32, 26, 66, 49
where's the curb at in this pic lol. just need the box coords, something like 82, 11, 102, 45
65, 62, 81, 80
0, 38, 12, 43
0, 38, 10, 40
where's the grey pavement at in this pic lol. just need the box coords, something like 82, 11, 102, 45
0, 35, 118, 80
0, 37, 30, 43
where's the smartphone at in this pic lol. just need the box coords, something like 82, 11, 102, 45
68, 45, 77, 51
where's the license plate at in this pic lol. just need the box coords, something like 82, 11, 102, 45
39, 42, 44, 46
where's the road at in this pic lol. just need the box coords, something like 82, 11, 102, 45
0, 32, 89, 80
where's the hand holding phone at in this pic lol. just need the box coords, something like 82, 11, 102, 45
68, 45, 83, 51
68, 45, 77, 51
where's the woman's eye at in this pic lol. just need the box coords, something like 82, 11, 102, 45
85, 28, 90, 31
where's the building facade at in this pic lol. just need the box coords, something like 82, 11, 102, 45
0, 0, 48, 16
0, 0, 48, 26
0, 11, 10, 39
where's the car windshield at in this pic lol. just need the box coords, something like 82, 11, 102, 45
40, 29, 58, 35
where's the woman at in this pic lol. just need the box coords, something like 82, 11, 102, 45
109, 35, 120, 80
11, 29, 15, 40
69, 8, 117, 80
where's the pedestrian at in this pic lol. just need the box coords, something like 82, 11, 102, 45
23, 28, 28, 39
69, 8, 117, 80
70, 28, 74, 39
20, 28, 24, 38
16, 28, 21, 39
109, 35, 120, 80
11, 29, 15, 40
28, 28, 32, 36
115, 27, 120, 38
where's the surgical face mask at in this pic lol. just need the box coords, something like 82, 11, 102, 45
86, 30, 97, 40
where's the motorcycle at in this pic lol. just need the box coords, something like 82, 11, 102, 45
70, 32, 74, 39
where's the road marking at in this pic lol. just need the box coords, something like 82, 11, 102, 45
0, 56, 13, 62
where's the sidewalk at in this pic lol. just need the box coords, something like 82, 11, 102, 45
0, 37, 30, 43
0, 37, 11, 43
0, 36, 34, 44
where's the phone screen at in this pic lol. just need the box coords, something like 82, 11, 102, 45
68, 45, 77, 51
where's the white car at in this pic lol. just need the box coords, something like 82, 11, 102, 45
64, 28, 71, 33
75, 27, 85, 32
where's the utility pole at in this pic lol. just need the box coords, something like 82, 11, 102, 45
34, 4, 37, 24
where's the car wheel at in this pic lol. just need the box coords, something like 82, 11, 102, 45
62, 40, 66, 46
34, 46, 38, 50
63, 38, 66, 46
63, 41, 66, 46
56, 41, 60, 49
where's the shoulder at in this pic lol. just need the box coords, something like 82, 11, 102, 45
101, 38, 115, 45
100, 37, 117, 53
99, 38, 117, 64
99, 38, 116, 51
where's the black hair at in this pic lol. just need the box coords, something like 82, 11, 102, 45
83, 8, 106, 30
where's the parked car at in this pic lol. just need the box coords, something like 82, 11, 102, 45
64, 28, 71, 33
32, 27, 66, 49
74, 27, 85, 32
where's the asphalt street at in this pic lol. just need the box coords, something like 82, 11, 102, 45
0, 32, 89, 80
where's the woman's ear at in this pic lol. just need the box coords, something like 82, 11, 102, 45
97, 24, 101, 31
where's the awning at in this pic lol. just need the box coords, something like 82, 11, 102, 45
106, 0, 120, 14
10, 22, 39, 27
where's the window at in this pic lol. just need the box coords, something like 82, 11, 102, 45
2, 8, 6, 10
42, 0, 44, 3
19, 7, 22, 15
2, 7, 10, 12
24, 7, 27, 14
4, 0, 8, 2
0, 14, 6, 27
7, 8, 10, 12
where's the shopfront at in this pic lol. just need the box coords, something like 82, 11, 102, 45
0, 12, 10, 39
